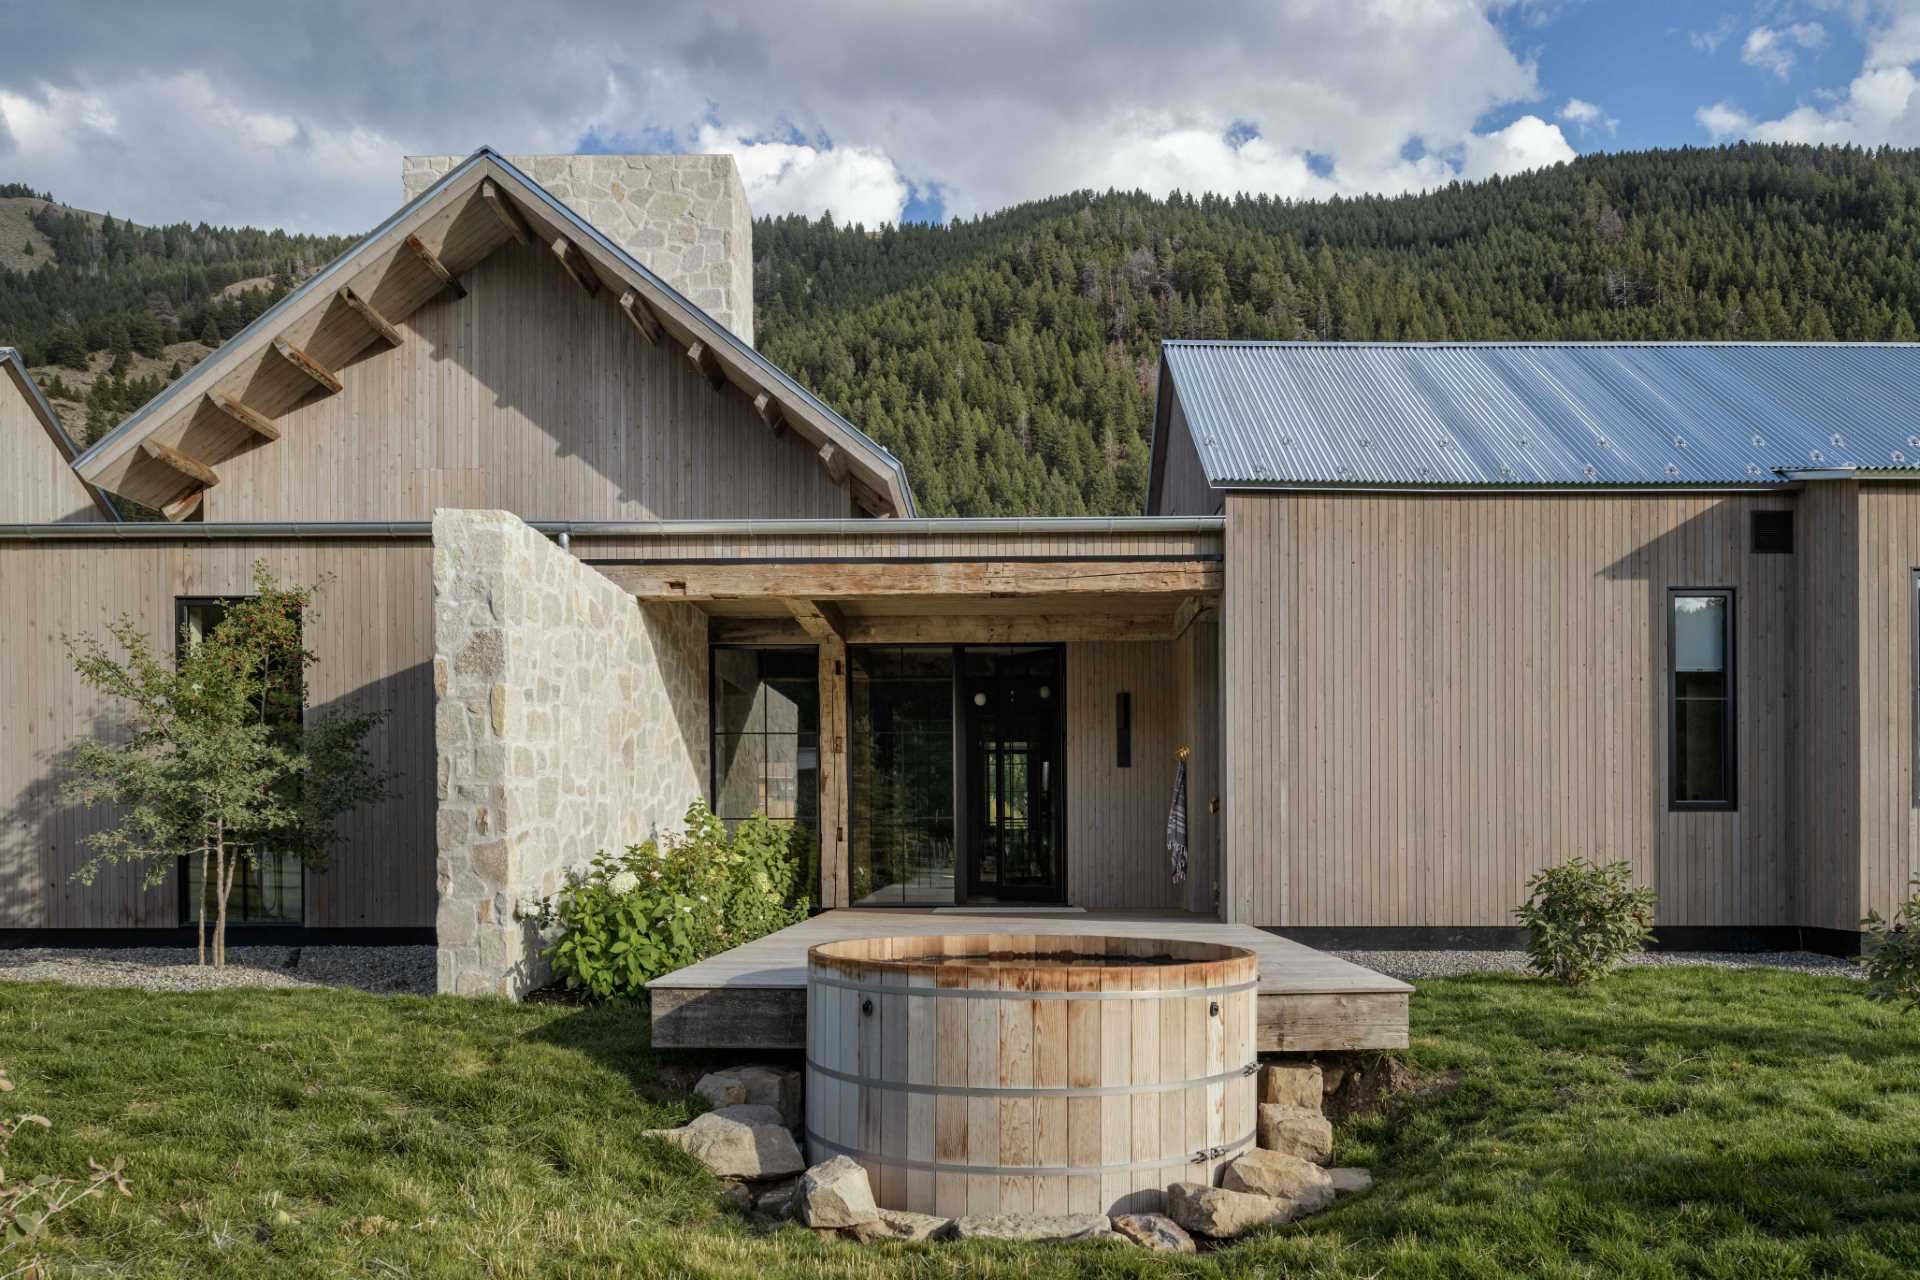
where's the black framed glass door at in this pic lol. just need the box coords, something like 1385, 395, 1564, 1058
959, 646, 1064, 902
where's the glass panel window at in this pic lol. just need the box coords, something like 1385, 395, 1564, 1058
850, 647, 957, 906
1670, 590, 1735, 809
710, 648, 820, 902
173, 596, 306, 925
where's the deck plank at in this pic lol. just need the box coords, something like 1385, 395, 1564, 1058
647, 909, 1411, 1052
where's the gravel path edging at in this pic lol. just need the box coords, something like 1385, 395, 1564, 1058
0, 945, 434, 995
1331, 948, 1865, 983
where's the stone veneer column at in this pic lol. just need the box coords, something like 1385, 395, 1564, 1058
403, 154, 755, 345
432, 509, 710, 996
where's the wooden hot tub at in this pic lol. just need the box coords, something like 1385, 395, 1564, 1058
804, 933, 1258, 1217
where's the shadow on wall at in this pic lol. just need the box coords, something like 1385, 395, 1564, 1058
0, 662, 433, 933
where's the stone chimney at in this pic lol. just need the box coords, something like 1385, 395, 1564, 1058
403, 153, 755, 345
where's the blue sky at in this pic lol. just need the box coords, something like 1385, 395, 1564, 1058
0, 1, 1916, 233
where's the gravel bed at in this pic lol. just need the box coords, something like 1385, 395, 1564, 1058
0, 945, 434, 995
1333, 948, 1866, 983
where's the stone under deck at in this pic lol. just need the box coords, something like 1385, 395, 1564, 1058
647, 910, 1412, 1052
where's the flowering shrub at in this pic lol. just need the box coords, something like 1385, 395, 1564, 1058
1862, 880, 1920, 1013
526, 802, 807, 1000
1514, 858, 1656, 986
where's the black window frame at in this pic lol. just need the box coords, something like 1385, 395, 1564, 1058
1667, 586, 1737, 812
172, 595, 307, 927
708, 644, 823, 903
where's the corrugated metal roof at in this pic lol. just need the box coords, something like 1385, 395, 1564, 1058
1161, 341, 1920, 489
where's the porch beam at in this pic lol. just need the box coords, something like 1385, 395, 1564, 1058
403, 233, 466, 300
712, 611, 1188, 646
271, 338, 344, 396
782, 598, 847, 643
600, 558, 1223, 601
1171, 593, 1215, 641
818, 635, 849, 909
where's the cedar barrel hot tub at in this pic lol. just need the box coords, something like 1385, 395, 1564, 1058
804, 934, 1257, 1217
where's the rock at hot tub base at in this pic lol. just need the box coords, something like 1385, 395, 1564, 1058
1222, 1148, 1337, 1212
1168, 1181, 1308, 1238
1329, 1167, 1375, 1196
643, 1104, 805, 1180
847, 1210, 952, 1243
948, 1213, 1118, 1243
1111, 1213, 1197, 1253
798, 1155, 880, 1228
695, 1065, 804, 1127
1257, 1103, 1335, 1164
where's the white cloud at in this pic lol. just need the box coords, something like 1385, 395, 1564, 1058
694, 125, 907, 228
0, 0, 1582, 232
1697, 3, 1920, 148
1558, 97, 1618, 135
1689, 16, 1737, 55
1741, 22, 1828, 79
1459, 114, 1578, 179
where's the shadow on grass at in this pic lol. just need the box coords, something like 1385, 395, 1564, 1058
524, 993, 798, 1106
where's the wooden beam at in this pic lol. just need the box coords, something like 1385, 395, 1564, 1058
141, 439, 219, 489
207, 393, 281, 442
335, 286, 403, 347
1171, 593, 1215, 641
818, 635, 849, 909
712, 611, 1186, 646
850, 478, 892, 517
600, 558, 1222, 601
818, 441, 849, 484
782, 598, 847, 643
402, 234, 466, 300
551, 236, 601, 297
686, 341, 726, 391
752, 391, 787, 438
619, 290, 662, 345
480, 178, 530, 245
160, 489, 205, 522
270, 338, 343, 396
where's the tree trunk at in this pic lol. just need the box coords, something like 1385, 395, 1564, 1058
213, 819, 230, 968
196, 835, 210, 966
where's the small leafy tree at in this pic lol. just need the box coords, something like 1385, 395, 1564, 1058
62, 567, 389, 966
1514, 858, 1656, 986
1861, 881, 1920, 1013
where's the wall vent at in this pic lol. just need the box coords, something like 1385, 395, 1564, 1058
1751, 510, 1794, 555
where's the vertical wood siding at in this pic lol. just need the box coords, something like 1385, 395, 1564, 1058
1848, 484, 1920, 929
1066, 641, 1185, 911
1222, 490, 1800, 929
1, 366, 105, 524
1152, 398, 1222, 516
0, 540, 434, 929
199, 238, 855, 522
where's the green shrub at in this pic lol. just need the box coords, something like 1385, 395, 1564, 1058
1862, 880, 1920, 1013
1514, 858, 1656, 986
526, 802, 807, 1000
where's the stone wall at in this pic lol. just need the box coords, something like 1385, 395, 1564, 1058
433, 509, 709, 996
404, 153, 755, 345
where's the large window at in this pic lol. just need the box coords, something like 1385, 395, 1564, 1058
173, 598, 305, 925
711, 648, 820, 902
849, 647, 956, 906
1670, 589, 1735, 810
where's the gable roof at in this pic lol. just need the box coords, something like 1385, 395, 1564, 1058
1153, 341, 1920, 494
73, 148, 915, 518
1, 347, 120, 520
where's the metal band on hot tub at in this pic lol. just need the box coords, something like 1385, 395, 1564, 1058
804, 1128, 1257, 1179
804, 1056, 1259, 1098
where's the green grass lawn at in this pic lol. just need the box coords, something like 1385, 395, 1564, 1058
3, 967, 1918, 1279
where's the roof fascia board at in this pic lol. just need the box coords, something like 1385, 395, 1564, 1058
0, 515, 1223, 541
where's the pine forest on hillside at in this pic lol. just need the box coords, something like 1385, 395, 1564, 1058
8, 144, 1920, 515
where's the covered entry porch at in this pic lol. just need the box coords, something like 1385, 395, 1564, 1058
582, 517, 1226, 914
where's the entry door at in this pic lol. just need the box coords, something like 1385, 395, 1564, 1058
960, 646, 1064, 901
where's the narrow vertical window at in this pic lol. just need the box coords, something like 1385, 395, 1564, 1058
1115, 692, 1132, 769
1670, 589, 1735, 810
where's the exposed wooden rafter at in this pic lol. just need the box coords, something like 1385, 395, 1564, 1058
551, 236, 601, 297
817, 441, 849, 485
160, 489, 205, 522
207, 393, 281, 442
782, 598, 847, 644
618, 290, 662, 345
850, 478, 894, 518
336, 286, 404, 347
142, 440, 219, 489
402, 234, 466, 300
479, 179, 531, 245
601, 558, 1223, 601
686, 341, 726, 392
752, 391, 788, 438
271, 338, 344, 396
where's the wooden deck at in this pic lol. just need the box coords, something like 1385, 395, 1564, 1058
647, 910, 1412, 1053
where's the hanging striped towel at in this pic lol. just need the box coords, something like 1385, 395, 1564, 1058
1167, 756, 1189, 884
